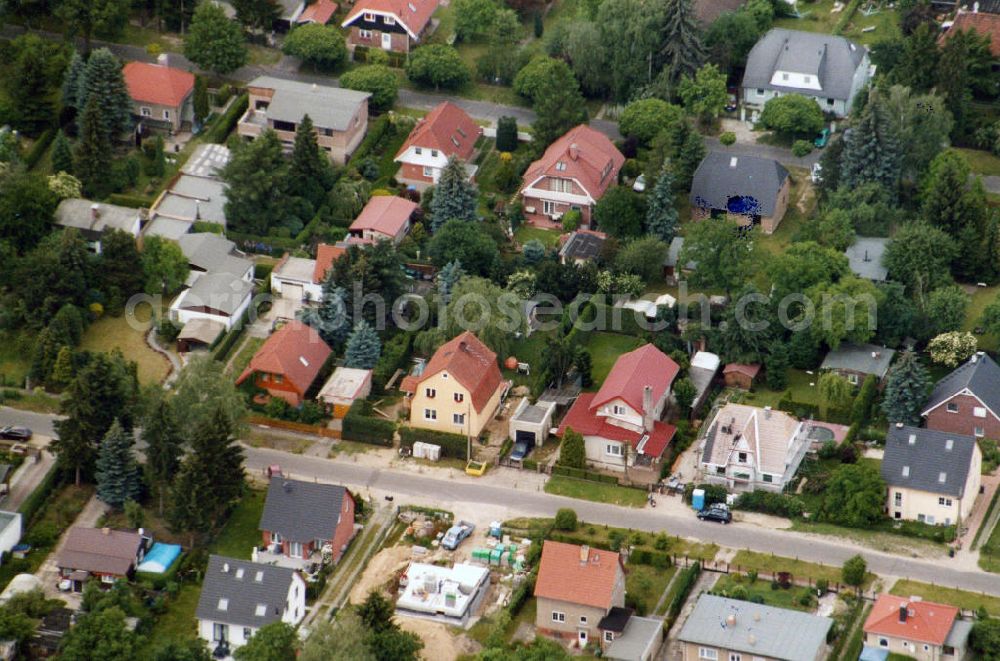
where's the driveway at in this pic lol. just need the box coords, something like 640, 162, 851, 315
3, 443, 55, 511
34, 495, 109, 609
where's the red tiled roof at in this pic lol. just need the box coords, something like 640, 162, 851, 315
864, 595, 959, 646
942, 11, 1000, 57
408, 331, 502, 412
236, 320, 331, 396
122, 61, 194, 108
694, 0, 745, 24
342, 0, 438, 39
520, 124, 625, 203
298, 0, 338, 23
313, 243, 345, 284
556, 393, 676, 459
723, 363, 761, 379
534, 541, 622, 610
349, 196, 418, 240
591, 344, 680, 413
395, 102, 480, 162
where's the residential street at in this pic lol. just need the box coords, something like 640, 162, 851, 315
239, 444, 1000, 597
4, 406, 1000, 595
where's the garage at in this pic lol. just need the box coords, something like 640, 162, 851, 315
509, 398, 557, 445
281, 282, 304, 301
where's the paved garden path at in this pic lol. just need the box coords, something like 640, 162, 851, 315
146, 327, 181, 385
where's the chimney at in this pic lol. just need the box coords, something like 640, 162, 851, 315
726, 613, 737, 627
194, 200, 201, 221
579, 545, 590, 564
101, 527, 111, 535
157, 53, 169, 67
975, 1, 981, 12
91, 203, 100, 221
899, 603, 908, 622
863, 249, 870, 262
763, 405, 772, 420
642, 385, 654, 432
895, 421, 904, 429
569, 143, 579, 160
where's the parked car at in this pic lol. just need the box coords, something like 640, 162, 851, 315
814, 128, 830, 149
697, 505, 732, 524
0, 427, 31, 441
510, 441, 532, 462
810, 162, 823, 184
441, 521, 475, 550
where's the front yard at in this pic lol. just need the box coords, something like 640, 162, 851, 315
890, 579, 1000, 616
543, 475, 648, 507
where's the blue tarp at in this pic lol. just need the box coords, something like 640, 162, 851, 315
137, 543, 182, 574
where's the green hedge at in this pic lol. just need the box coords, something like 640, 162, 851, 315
348, 114, 392, 166
665, 562, 701, 632
108, 193, 156, 208
551, 464, 619, 484
373, 333, 412, 394
204, 93, 248, 144
212, 306, 253, 362
398, 426, 470, 459
23, 129, 54, 170
17, 465, 59, 524
352, 45, 407, 68
628, 548, 672, 569
683, 483, 728, 507
343, 400, 396, 446
254, 263, 274, 281
735, 490, 806, 518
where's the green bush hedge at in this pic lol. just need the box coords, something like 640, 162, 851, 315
204, 93, 248, 144
343, 400, 396, 446
254, 263, 274, 281
551, 465, 619, 484
373, 332, 412, 393
23, 129, 54, 169
398, 426, 470, 459
666, 562, 701, 631
108, 193, 156, 208
735, 490, 806, 518
629, 548, 673, 569
682, 483, 728, 507
17, 465, 59, 524
212, 311, 251, 362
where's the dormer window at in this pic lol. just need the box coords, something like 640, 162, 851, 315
782, 73, 789, 81
218, 598, 229, 611
415, 147, 422, 155
431, 149, 439, 157
364, 11, 375, 21
385, 16, 396, 25
255, 604, 267, 617
738, 452, 747, 463
612, 405, 625, 416
803, 76, 811, 83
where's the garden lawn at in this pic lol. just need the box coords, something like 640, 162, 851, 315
584, 333, 643, 389
741, 368, 822, 408
956, 148, 1000, 177
80, 313, 171, 385
228, 336, 265, 377
890, 579, 1000, 616
142, 583, 202, 650
774, 0, 900, 46
0, 332, 30, 388
711, 574, 818, 611
731, 550, 875, 588
208, 489, 266, 559
754, 167, 814, 258
514, 225, 562, 248
964, 283, 999, 353
543, 475, 648, 507
626, 564, 676, 616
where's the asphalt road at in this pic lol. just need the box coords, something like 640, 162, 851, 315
6, 406, 1000, 595
241, 445, 1000, 597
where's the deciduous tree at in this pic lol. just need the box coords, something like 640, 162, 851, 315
230, 0, 280, 33
679, 218, 755, 296
141, 235, 189, 295
928, 331, 978, 367
884, 221, 956, 304
184, 1, 248, 75
406, 44, 470, 90
819, 463, 885, 527
428, 219, 499, 276
593, 187, 645, 239
56, 0, 129, 53
442, 276, 523, 357
59, 607, 138, 661
171, 355, 249, 438
234, 622, 298, 661
282, 23, 347, 70
341, 65, 398, 111
758, 94, 824, 137
0, 170, 57, 254
678, 63, 727, 126
528, 60, 588, 147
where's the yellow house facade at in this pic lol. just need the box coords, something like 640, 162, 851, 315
404, 332, 506, 438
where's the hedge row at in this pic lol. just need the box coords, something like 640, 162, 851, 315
342, 400, 396, 446
398, 426, 470, 459
735, 490, 806, 519
348, 114, 392, 166
373, 333, 412, 394
203, 93, 248, 144
17, 465, 59, 525
665, 562, 702, 632
23, 128, 54, 170
628, 548, 672, 569
776, 393, 850, 425
551, 465, 619, 484
108, 193, 156, 208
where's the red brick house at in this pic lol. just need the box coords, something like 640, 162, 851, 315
862, 594, 970, 659
922, 352, 1000, 439
520, 124, 625, 229
341, 0, 438, 54
258, 477, 356, 565
236, 320, 332, 407
940, 8, 1000, 58
348, 195, 418, 245
394, 102, 481, 189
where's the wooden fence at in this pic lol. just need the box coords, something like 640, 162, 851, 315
248, 415, 342, 439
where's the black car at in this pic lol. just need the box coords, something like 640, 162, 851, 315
0, 427, 32, 441
697, 505, 732, 524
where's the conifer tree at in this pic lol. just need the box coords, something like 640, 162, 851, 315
437, 260, 464, 306
62, 51, 87, 112
881, 350, 931, 425
169, 405, 244, 543
51, 130, 73, 175
658, 0, 705, 95
76, 48, 132, 139
646, 166, 679, 241
95, 419, 142, 509
50, 345, 75, 391
143, 395, 183, 515
299, 279, 351, 348
344, 321, 381, 369
73, 96, 113, 199
430, 156, 479, 232
193, 75, 210, 126
840, 90, 902, 196
287, 114, 333, 212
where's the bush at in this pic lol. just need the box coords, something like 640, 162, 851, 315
373, 333, 412, 393
792, 140, 813, 157
816, 578, 829, 595
204, 93, 248, 144
683, 483, 728, 507
341, 65, 399, 111
107, 193, 155, 208
23, 129, 54, 170
665, 563, 701, 631
398, 426, 470, 458
406, 44, 470, 90
719, 131, 736, 146
343, 400, 396, 446
496, 116, 518, 152
735, 490, 806, 518
554, 508, 578, 531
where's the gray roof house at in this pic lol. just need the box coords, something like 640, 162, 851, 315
196, 555, 306, 656
146, 144, 230, 240
689, 153, 791, 233
845, 236, 890, 281
258, 477, 355, 565
820, 342, 895, 384
54, 199, 143, 253
742, 28, 873, 118
922, 351, 1000, 420
678, 594, 832, 661
177, 233, 253, 281
170, 233, 256, 333
883, 425, 977, 498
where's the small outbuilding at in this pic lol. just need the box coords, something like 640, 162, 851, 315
317, 367, 373, 418
723, 363, 761, 390
820, 342, 896, 386
508, 398, 557, 447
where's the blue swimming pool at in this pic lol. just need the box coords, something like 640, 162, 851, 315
137, 543, 182, 574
